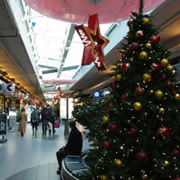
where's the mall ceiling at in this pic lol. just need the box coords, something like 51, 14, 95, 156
0, 0, 180, 101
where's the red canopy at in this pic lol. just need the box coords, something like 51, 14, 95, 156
24, 0, 165, 24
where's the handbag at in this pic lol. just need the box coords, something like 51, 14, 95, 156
54, 120, 60, 128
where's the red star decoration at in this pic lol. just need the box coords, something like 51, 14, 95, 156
75, 14, 109, 71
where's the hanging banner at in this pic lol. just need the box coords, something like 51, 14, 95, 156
75, 14, 109, 71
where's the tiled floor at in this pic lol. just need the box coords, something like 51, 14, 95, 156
0, 122, 89, 180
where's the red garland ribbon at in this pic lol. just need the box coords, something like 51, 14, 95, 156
75, 14, 109, 71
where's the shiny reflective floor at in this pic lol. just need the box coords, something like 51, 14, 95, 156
0, 122, 89, 180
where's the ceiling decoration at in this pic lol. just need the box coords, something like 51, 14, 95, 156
75, 14, 109, 71
24, 0, 165, 23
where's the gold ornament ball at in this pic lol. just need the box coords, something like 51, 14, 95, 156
143, 73, 152, 82
154, 90, 164, 99
175, 93, 180, 100
93, 137, 98, 144
102, 116, 109, 124
142, 17, 150, 24
166, 65, 173, 71
100, 175, 107, 180
133, 102, 142, 111
162, 160, 170, 167
145, 43, 152, 49
139, 51, 148, 60
115, 74, 122, 81
160, 58, 169, 68
159, 108, 165, 114
114, 159, 122, 167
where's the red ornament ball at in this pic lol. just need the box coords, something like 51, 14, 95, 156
136, 151, 148, 162
108, 123, 117, 132
120, 53, 126, 60
130, 42, 139, 51
159, 127, 169, 137
121, 94, 126, 101
173, 90, 177, 95
136, 30, 144, 38
130, 128, 136, 135
127, 20, 132, 26
167, 81, 172, 88
135, 87, 145, 96
121, 63, 130, 71
103, 141, 110, 148
110, 80, 115, 88
151, 63, 160, 71
108, 103, 113, 108
150, 35, 160, 44
173, 149, 179, 156
162, 74, 166, 80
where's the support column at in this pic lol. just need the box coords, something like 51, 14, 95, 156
64, 97, 69, 136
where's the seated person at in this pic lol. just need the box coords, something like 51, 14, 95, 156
56, 120, 83, 175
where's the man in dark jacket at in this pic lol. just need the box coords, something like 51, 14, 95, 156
56, 120, 83, 174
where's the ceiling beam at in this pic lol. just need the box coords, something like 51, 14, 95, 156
57, 24, 75, 77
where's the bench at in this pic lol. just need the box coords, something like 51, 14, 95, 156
61, 153, 90, 180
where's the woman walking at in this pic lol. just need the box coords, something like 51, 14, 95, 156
18, 107, 27, 136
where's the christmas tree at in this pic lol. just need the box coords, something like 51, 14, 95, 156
75, 0, 180, 179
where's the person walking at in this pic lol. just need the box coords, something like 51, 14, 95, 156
56, 121, 83, 174
31, 108, 39, 137
41, 106, 48, 136
18, 107, 27, 136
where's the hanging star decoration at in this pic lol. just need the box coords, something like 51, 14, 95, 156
75, 14, 109, 71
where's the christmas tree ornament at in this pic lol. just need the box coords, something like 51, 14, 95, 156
103, 141, 110, 148
127, 20, 132, 26
173, 149, 179, 156
167, 81, 172, 88
121, 94, 126, 101
136, 30, 144, 38
121, 63, 130, 71
136, 151, 148, 163
154, 90, 164, 99
139, 51, 148, 60
108, 123, 117, 132
108, 103, 113, 108
133, 102, 142, 111
100, 175, 107, 180
174, 178, 180, 180
166, 65, 173, 71
149, 35, 160, 44
94, 137, 98, 144
102, 116, 109, 124
143, 73, 152, 82
162, 74, 166, 80
120, 53, 126, 60
160, 58, 169, 68
175, 93, 180, 100
145, 42, 152, 49
142, 17, 150, 24
159, 108, 165, 114
110, 80, 116, 88
114, 159, 122, 167
162, 160, 170, 167
130, 128, 136, 135
151, 63, 160, 71
172, 90, 177, 95
159, 127, 169, 137
131, 42, 139, 51
135, 87, 145, 96
115, 74, 122, 81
